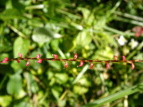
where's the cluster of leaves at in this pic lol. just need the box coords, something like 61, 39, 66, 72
0, 0, 143, 107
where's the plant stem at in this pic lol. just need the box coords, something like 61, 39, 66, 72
1, 57, 143, 64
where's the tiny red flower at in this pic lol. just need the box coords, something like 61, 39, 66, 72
73, 53, 78, 59
135, 32, 140, 37
36, 54, 41, 59
114, 55, 118, 61
77, 61, 84, 67
16, 60, 20, 63
122, 56, 126, 61
53, 54, 58, 59
89, 63, 94, 69
1, 57, 8, 63
64, 62, 68, 68
106, 62, 110, 69
37, 59, 42, 63
130, 62, 135, 70
18, 53, 23, 58
26, 61, 30, 66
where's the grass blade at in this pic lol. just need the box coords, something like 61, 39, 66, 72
82, 83, 143, 107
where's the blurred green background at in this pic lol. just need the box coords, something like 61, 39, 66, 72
0, 0, 143, 107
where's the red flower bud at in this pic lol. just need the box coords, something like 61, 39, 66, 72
53, 54, 58, 59
114, 55, 118, 60
73, 53, 78, 59
37, 59, 42, 63
16, 60, 20, 63
106, 62, 110, 69
135, 32, 140, 37
26, 61, 30, 66
64, 62, 68, 68
18, 53, 23, 58
77, 61, 84, 67
1, 57, 8, 63
122, 56, 126, 61
89, 63, 94, 69
36, 54, 41, 59
130, 62, 135, 70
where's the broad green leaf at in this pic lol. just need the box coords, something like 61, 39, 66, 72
94, 17, 106, 29
32, 27, 56, 43
55, 73, 69, 84
81, 83, 143, 107
76, 77, 91, 87
77, 7, 90, 20
77, 7, 95, 25
0, 96, 12, 107
92, 46, 114, 60
0, 44, 12, 53
11, 61, 26, 72
50, 39, 60, 51
51, 86, 63, 100
28, 18, 43, 28
11, 0, 25, 10
73, 85, 88, 95
76, 30, 92, 47
0, 8, 22, 20
47, 58, 62, 69
13, 37, 30, 58
13, 101, 32, 107
99, 32, 117, 47
62, 37, 76, 52
7, 74, 22, 95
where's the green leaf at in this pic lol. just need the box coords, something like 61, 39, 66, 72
55, 73, 69, 84
62, 37, 76, 52
24, 72, 39, 94
92, 46, 114, 60
46, 52, 62, 69
73, 85, 88, 95
77, 7, 90, 20
7, 74, 22, 95
11, 61, 26, 72
50, 39, 60, 51
0, 96, 12, 107
77, 7, 95, 25
13, 101, 32, 107
51, 86, 63, 100
0, 44, 12, 53
32, 27, 55, 43
0, 8, 22, 20
13, 37, 30, 58
76, 30, 92, 47
81, 83, 143, 107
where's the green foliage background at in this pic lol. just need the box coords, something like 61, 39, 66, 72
0, 0, 143, 107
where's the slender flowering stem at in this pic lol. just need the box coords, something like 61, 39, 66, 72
1, 57, 141, 62
0, 53, 142, 69
1, 57, 142, 63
